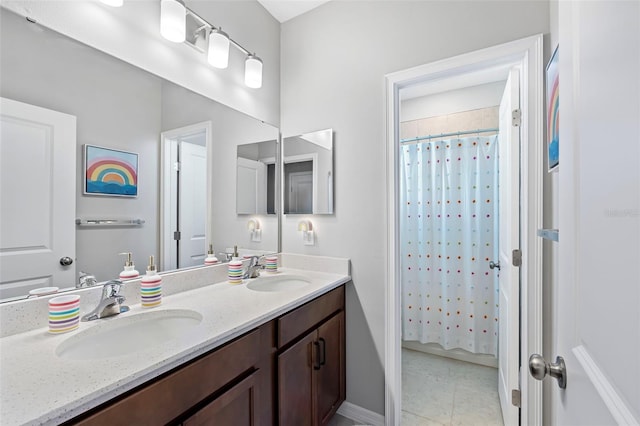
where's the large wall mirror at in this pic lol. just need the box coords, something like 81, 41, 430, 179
0, 9, 279, 302
282, 129, 334, 214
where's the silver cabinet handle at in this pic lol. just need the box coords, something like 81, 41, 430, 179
529, 354, 567, 389
489, 260, 500, 270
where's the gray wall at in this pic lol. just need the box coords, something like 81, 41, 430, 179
280, 0, 550, 415
0, 1, 281, 126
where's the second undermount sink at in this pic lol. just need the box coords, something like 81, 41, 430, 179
246, 274, 311, 292
56, 309, 202, 361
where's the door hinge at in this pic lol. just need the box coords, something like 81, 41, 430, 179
512, 249, 522, 267
512, 109, 521, 127
173, 231, 181, 241
511, 389, 521, 407
173, 161, 181, 172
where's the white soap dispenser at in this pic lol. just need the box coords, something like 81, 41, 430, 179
118, 252, 139, 280
204, 244, 219, 265
141, 255, 161, 308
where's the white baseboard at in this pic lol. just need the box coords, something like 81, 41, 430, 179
336, 401, 385, 426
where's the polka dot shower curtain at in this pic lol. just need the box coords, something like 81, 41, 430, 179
400, 135, 499, 356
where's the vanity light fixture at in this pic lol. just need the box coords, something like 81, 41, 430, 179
100, 0, 123, 7
158, 2, 263, 88
160, 0, 186, 43
297, 220, 315, 246
248, 219, 262, 242
207, 28, 230, 69
245, 54, 263, 89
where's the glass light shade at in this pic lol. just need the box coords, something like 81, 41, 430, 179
208, 29, 230, 69
245, 54, 263, 89
160, 0, 186, 43
100, 0, 123, 6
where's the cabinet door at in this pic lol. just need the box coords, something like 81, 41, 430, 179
316, 312, 345, 426
183, 372, 258, 426
278, 331, 316, 426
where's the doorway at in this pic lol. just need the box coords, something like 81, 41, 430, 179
160, 121, 212, 271
385, 35, 544, 426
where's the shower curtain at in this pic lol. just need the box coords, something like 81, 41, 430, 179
401, 135, 499, 356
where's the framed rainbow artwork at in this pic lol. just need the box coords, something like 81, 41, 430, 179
546, 45, 559, 172
84, 145, 138, 197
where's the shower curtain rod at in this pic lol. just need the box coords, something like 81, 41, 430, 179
400, 127, 499, 145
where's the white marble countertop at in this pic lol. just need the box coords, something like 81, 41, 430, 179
0, 267, 350, 426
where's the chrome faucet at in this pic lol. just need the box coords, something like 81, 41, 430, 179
77, 271, 97, 288
82, 280, 129, 321
243, 256, 264, 279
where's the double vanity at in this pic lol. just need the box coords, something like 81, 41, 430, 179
0, 254, 350, 425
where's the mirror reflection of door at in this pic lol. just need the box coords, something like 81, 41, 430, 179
236, 140, 277, 215
284, 161, 313, 214
161, 122, 210, 271
0, 97, 76, 300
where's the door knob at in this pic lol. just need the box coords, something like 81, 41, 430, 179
529, 354, 567, 389
489, 260, 501, 270
59, 257, 74, 266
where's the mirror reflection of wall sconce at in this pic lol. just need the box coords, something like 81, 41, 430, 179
297, 220, 315, 246
247, 218, 262, 242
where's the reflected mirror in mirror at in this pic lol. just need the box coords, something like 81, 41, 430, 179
236, 140, 278, 215
282, 129, 334, 214
0, 9, 279, 302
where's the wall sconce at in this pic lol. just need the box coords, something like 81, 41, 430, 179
207, 28, 230, 69
248, 219, 262, 242
158, 1, 263, 88
160, 0, 186, 43
297, 220, 315, 246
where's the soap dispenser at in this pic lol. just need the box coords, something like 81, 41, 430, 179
140, 255, 161, 308
204, 244, 219, 265
119, 252, 139, 280
231, 245, 240, 261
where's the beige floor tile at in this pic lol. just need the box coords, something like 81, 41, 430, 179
402, 348, 503, 426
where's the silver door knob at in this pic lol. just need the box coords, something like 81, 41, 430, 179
489, 260, 501, 270
529, 354, 567, 389
59, 256, 74, 266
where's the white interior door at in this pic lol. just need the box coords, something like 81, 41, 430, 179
179, 141, 207, 268
288, 171, 313, 214
236, 157, 267, 215
0, 97, 76, 299
553, 2, 640, 424
497, 68, 521, 426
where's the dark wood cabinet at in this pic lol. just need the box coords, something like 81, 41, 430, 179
67, 285, 345, 426
69, 323, 273, 426
277, 287, 346, 426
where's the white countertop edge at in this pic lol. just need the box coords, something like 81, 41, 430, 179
16, 271, 351, 426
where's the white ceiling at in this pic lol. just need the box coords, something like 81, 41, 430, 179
257, 0, 331, 23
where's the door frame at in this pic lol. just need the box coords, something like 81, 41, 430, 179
160, 121, 212, 271
384, 34, 544, 425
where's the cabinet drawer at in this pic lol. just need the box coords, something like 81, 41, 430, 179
278, 286, 344, 348
72, 328, 261, 425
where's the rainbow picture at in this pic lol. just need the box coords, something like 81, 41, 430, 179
84, 145, 138, 197
546, 45, 559, 171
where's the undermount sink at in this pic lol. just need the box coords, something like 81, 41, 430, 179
246, 274, 311, 292
56, 309, 202, 361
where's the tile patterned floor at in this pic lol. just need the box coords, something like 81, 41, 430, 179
401, 348, 504, 426
328, 348, 504, 426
